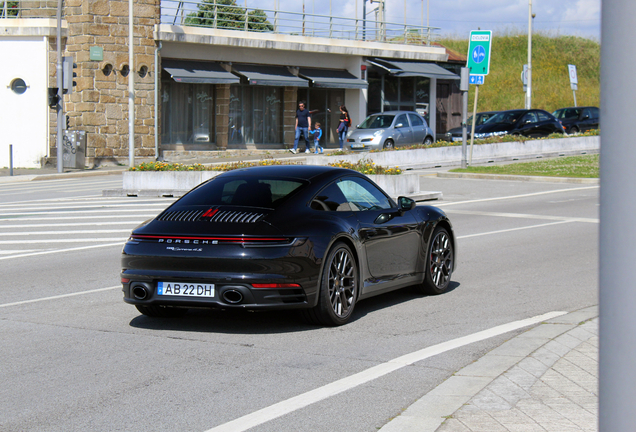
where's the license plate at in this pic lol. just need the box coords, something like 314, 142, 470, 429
351, 143, 364, 149
451, 136, 463, 142
157, 282, 215, 297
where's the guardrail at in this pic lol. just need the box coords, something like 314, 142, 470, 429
161, 0, 439, 45
0, 1, 57, 18
1, 0, 439, 46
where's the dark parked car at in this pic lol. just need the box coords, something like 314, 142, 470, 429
473, 109, 565, 139
552, 106, 600, 134
444, 111, 499, 142
346, 111, 435, 151
121, 165, 455, 326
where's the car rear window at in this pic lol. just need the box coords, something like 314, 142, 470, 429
175, 176, 307, 209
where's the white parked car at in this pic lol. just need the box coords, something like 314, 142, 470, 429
346, 111, 435, 151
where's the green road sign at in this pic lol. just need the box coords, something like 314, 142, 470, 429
466, 30, 492, 76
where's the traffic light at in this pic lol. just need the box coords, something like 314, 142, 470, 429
48, 87, 60, 108
62, 56, 77, 94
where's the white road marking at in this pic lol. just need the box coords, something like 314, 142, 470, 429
456, 220, 573, 239
203, 311, 567, 432
0, 242, 125, 260
436, 185, 599, 207
0, 238, 127, 245
0, 208, 165, 217
446, 209, 599, 224
0, 214, 156, 222
0, 221, 148, 228
0, 285, 121, 308
0, 229, 132, 236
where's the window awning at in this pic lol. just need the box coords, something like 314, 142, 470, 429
162, 60, 240, 84
298, 68, 368, 89
232, 64, 308, 87
368, 59, 460, 80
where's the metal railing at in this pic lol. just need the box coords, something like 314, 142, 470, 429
1, 0, 439, 46
1, 1, 57, 18
161, 0, 439, 45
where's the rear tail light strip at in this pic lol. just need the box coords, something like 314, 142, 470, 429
251, 283, 301, 289
130, 234, 294, 246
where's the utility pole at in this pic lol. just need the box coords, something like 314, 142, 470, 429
600, 0, 636, 429
128, 0, 135, 167
56, 0, 64, 173
526, 0, 532, 109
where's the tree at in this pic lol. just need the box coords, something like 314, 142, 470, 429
185, 0, 274, 32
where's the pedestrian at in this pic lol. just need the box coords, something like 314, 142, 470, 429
312, 122, 324, 154
336, 105, 350, 150
290, 100, 312, 154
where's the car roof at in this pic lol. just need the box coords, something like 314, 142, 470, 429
217, 164, 355, 180
554, 106, 598, 110
368, 110, 420, 116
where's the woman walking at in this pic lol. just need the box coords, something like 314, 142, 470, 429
336, 105, 350, 150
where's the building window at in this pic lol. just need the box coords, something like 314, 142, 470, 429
229, 86, 283, 145
367, 69, 431, 125
161, 79, 216, 145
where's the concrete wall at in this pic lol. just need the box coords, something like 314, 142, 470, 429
308, 135, 601, 169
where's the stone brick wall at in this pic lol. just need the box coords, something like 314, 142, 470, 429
50, 0, 159, 165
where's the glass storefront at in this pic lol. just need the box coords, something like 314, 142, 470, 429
161, 77, 284, 146
161, 78, 216, 145
229, 86, 283, 145
297, 88, 345, 145
366, 69, 431, 125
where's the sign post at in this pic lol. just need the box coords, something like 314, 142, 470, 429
466, 30, 492, 164
568, 64, 578, 106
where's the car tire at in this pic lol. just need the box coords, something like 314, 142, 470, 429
570, 126, 580, 134
383, 139, 395, 150
423, 136, 434, 145
135, 304, 189, 318
302, 242, 358, 326
416, 226, 454, 295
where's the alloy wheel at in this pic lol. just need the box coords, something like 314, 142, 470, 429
327, 248, 356, 318
429, 230, 453, 288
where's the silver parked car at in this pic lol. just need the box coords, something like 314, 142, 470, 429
346, 111, 435, 151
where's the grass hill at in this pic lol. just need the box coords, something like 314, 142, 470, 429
440, 33, 600, 113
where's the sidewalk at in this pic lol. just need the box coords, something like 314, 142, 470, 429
379, 306, 598, 432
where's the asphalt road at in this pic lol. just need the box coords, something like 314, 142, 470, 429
0, 173, 598, 432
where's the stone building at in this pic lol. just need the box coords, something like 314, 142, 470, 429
0, 1, 462, 168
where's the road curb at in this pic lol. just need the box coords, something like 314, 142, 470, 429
0, 169, 125, 184
436, 172, 600, 184
378, 306, 598, 432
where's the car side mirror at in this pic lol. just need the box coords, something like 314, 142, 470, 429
582, 115, 589, 120
395, 123, 404, 128
398, 196, 416, 212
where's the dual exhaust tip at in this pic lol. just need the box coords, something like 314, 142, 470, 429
131, 283, 244, 304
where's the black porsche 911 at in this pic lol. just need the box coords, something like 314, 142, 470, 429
121, 165, 455, 326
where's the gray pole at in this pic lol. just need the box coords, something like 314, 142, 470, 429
599, 0, 636, 429
128, 0, 135, 167
363, 0, 366, 41
460, 67, 469, 169
154, 42, 161, 160
56, 0, 64, 173
526, 0, 532, 109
